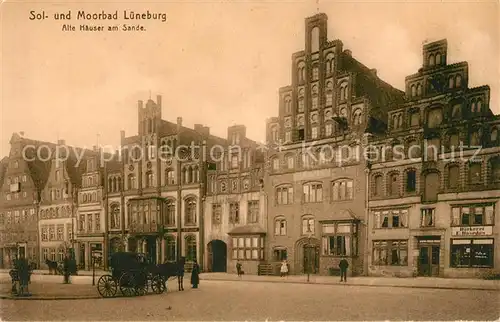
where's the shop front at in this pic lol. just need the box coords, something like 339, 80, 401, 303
76, 239, 104, 271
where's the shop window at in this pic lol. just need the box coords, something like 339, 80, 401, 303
232, 236, 265, 260
421, 208, 435, 227
374, 210, 407, 228
450, 239, 494, 268
229, 203, 240, 224
321, 222, 358, 257
302, 182, 322, 203
276, 185, 293, 205
452, 205, 494, 226
372, 240, 408, 266
274, 217, 287, 236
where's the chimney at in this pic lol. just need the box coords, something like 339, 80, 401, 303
344, 49, 352, 57
157, 95, 162, 107
138, 100, 143, 109
202, 126, 210, 137
120, 130, 125, 140
57, 139, 66, 145
176, 117, 182, 132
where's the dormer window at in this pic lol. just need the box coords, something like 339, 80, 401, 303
429, 54, 435, 66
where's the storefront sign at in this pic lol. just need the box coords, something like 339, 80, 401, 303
182, 227, 199, 233
451, 226, 493, 237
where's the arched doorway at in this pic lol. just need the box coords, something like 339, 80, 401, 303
207, 240, 227, 272
295, 238, 320, 274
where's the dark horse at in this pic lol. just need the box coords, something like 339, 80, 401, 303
45, 259, 61, 275
151, 257, 186, 291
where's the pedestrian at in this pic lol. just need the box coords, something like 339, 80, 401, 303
280, 260, 289, 277
63, 253, 71, 284
339, 257, 349, 283
236, 261, 243, 278
17, 253, 30, 296
190, 259, 200, 289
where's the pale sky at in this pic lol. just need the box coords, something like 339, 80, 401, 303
1, 0, 499, 158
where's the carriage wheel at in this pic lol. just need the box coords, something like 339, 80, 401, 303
134, 272, 148, 296
119, 273, 136, 297
151, 275, 165, 294
97, 275, 117, 298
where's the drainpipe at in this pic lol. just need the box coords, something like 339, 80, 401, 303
364, 166, 371, 276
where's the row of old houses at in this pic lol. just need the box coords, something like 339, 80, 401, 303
0, 13, 498, 278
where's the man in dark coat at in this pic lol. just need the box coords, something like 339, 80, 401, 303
236, 261, 242, 278
63, 254, 71, 284
190, 259, 200, 289
17, 253, 30, 296
339, 257, 349, 282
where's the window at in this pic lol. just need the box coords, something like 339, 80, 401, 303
276, 185, 293, 205
469, 163, 482, 185
416, 84, 422, 96
311, 127, 318, 139
332, 179, 353, 201
284, 131, 292, 143
87, 214, 93, 232
451, 104, 461, 119
448, 133, 460, 151
42, 248, 48, 261
49, 226, 55, 241
302, 216, 315, 234
423, 172, 440, 202
372, 175, 383, 197
490, 158, 500, 183
165, 169, 175, 185
387, 173, 399, 196
322, 222, 358, 257
325, 123, 333, 137
164, 200, 175, 226
372, 240, 408, 266
165, 236, 176, 262
303, 183, 322, 203
406, 170, 416, 192
426, 138, 440, 161
66, 224, 73, 241
284, 96, 292, 114
127, 174, 136, 190
271, 157, 280, 171
353, 110, 362, 126
421, 208, 435, 227
185, 198, 197, 225
451, 239, 494, 268
447, 165, 460, 189
78, 215, 85, 232
410, 112, 420, 127
42, 227, 48, 241
374, 209, 408, 228
146, 171, 154, 188
247, 201, 259, 223
185, 235, 197, 262
232, 236, 265, 260
298, 88, 305, 112
285, 155, 294, 169
411, 85, 416, 97
274, 217, 287, 236
229, 203, 240, 224
312, 66, 319, 80
470, 131, 481, 146
212, 204, 222, 225
273, 248, 288, 261
95, 214, 100, 231
451, 204, 494, 226
50, 248, 56, 261
429, 54, 435, 66
231, 155, 239, 169
427, 108, 443, 128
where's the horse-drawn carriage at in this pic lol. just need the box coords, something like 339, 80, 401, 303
96, 252, 172, 298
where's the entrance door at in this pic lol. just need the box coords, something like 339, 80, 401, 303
303, 245, 319, 274
418, 246, 440, 276
146, 236, 157, 265
209, 240, 227, 272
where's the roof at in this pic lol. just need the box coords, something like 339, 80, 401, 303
228, 224, 266, 235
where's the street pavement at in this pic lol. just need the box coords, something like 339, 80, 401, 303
1, 279, 499, 321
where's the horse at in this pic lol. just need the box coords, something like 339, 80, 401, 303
152, 257, 186, 291
45, 259, 60, 275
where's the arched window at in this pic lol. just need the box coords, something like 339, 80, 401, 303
448, 133, 460, 151
271, 126, 279, 143
301, 215, 315, 235
332, 179, 354, 201
416, 84, 422, 96
469, 163, 482, 185
127, 174, 135, 190
340, 83, 348, 101
387, 172, 400, 196
311, 85, 318, 109
455, 75, 462, 87
311, 27, 320, 53
185, 198, 197, 225
372, 175, 383, 197
326, 81, 334, 106
449, 76, 454, 89
353, 109, 362, 126
326, 54, 334, 74
302, 182, 322, 203
298, 88, 305, 112
411, 85, 416, 97
491, 127, 498, 144
285, 154, 294, 169
451, 104, 461, 119
284, 96, 292, 114
476, 99, 482, 112
165, 236, 176, 262
185, 235, 197, 262
276, 184, 293, 205
164, 200, 175, 226
435, 53, 441, 65
192, 166, 199, 183
489, 157, 500, 183
298, 62, 306, 83
470, 130, 481, 146
447, 165, 460, 189
117, 177, 122, 191
110, 204, 120, 229
165, 169, 175, 185
274, 217, 287, 236
146, 171, 154, 188
471, 100, 477, 113
429, 54, 435, 66
271, 156, 280, 171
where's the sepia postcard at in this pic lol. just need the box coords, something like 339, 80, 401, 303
0, 0, 499, 321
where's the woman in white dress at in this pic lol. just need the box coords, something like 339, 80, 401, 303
280, 260, 289, 277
